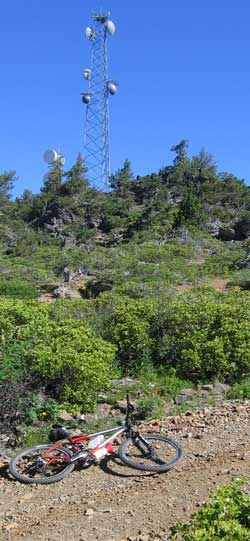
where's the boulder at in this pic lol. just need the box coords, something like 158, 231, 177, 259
96, 403, 112, 417
180, 388, 195, 397
53, 285, 81, 299
174, 394, 187, 406
58, 410, 75, 422
84, 413, 98, 424
212, 383, 230, 394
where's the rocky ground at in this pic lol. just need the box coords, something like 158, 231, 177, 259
1, 400, 250, 541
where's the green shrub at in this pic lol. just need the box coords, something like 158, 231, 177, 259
171, 481, 250, 540
152, 291, 250, 381
0, 298, 50, 382
99, 294, 158, 373
137, 395, 165, 420
228, 378, 250, 399
0, 297, 49, 343
228, 270, 250, 290
0, 342, 28, 382
139, 366, 192, 398
28, 319, 116, 411
0, 279, 39, 299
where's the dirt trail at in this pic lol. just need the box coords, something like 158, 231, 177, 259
1, 400, 250, 541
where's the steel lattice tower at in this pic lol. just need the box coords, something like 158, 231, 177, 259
82, 12, 117, 190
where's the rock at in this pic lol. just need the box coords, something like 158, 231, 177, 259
201, 384, 213, 392
84, 508, 95, 516
205, 219, 223, 237
116, 400, 128, 413
53, 285, 81, 299
96, 403, 112, 417
212, 383, 230, 394
62, 236, 76, 247
97, 394, 108, 403
112, 378, 140, 387
180, 388, 195, 397
58, 410, 75, 422
36, 389, 47, 404
84, 413, 98, 424
174, 394, 187, 406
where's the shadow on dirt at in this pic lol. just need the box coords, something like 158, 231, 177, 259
0, 463, 13, 481
99, 453, 159, 479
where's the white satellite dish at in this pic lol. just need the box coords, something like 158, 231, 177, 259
85, 26, 95, 40
43, 149, 59, 164
43, 149, 65, 165
106, 19, 115, 35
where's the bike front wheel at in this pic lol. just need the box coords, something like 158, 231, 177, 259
9, 444, 75, 484
119, 433, 182, 472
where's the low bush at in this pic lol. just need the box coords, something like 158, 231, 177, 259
0, 279, 39, 299
98, 294, 158, 373
136, 395, 165, 420
28, 319, 116, 411
227, 378, 250, 400
171, 481, 250, 540
0, 298, 116, 412
152, 291, 250, 381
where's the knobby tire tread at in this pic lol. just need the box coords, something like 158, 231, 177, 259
118, 433, 182, 472
9, 444, 75, 484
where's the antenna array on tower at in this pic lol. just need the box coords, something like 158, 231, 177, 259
82, 11, 117, 189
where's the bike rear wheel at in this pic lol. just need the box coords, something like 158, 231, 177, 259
119, 433, 182, 472
9, 444, 74, 484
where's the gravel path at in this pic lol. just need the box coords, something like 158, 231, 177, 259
1, 400, 250, 541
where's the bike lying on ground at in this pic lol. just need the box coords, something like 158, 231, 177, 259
9, 396, 182, 484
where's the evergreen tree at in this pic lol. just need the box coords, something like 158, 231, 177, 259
62, 153, 89, 196
0, 171, 15, 208
41, 162, 63, 196
170, 139, 189, 166
109, 159, 133, 197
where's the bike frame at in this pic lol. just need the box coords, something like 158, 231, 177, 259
42, 424, 128, 464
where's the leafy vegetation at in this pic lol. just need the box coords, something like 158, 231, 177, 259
1, 140, 250, 433
171, 481, 250, 540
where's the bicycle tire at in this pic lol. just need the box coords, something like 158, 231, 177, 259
119, 433, 182, 472
9, 444, 75, 484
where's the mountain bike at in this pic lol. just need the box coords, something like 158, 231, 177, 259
9, 395, 182, 484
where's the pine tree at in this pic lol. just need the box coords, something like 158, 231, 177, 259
41, 162, 63, 196
62, 153, 89, 196
0, 171, 15, 208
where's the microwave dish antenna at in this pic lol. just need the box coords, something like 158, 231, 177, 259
106, 19, 115, 35
43, 149, 65, 166
85, 27, 95, 40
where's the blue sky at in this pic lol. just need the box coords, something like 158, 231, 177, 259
0, 0, 250, 196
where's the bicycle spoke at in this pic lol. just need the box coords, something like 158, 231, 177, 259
126, 437, 178, 467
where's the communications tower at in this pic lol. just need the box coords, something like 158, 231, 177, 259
82, 11, 117, 189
